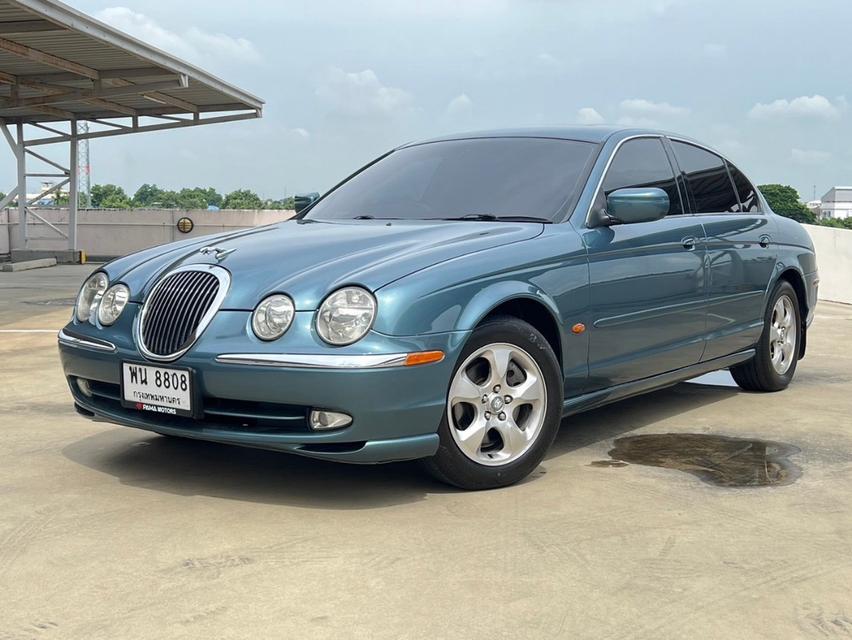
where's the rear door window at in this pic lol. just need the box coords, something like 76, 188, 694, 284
600, 137, 683, 216
671, 141, 740, 213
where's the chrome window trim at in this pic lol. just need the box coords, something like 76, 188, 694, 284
215, 353, 410, 369
58, 328, 117, 353
135, 264, 231, 362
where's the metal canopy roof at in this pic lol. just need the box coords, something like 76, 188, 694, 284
0, 0, 263, 123
0, 0, 264, 257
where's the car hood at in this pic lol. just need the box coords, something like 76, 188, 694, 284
109, 219, 543, 310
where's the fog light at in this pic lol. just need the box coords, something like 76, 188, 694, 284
76, 377, 92, 397
309, 409, 352, 431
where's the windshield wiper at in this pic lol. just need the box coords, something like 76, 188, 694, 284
437, 213, 552, 224
352, 215, 403, 220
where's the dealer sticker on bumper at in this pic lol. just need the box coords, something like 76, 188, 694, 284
121, 362, 193, 417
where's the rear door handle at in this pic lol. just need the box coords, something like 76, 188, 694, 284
682, 236, 697, 250
759, 234, 771, 248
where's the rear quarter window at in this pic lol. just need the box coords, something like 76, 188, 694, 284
726, 163, 762, 212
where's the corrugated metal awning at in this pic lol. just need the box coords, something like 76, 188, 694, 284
0, 0, 263, 124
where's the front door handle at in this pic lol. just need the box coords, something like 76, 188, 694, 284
682, 236, 697, 250
759, 234, 771, 248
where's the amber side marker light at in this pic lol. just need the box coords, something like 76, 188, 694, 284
405, 351, 445, 366
571, 323, 586, 335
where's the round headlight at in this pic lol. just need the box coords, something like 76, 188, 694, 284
252, 294, 295, 341
97, 284, 130, 326
75, 272, 109, 323
316, 287, 376, 345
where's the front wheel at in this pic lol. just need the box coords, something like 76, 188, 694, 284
731, 280, 801, 392
422, 316, 563, 490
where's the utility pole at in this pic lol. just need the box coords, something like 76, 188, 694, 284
77, 121, 91, 207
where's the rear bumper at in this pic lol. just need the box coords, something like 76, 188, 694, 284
59, 309, 467, 463
805, 270, 819, 327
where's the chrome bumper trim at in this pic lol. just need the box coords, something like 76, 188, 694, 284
58, 328, 117, 353
215, 352, 409, 369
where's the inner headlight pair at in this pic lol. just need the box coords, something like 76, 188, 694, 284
251, 286, 376, 345
75, 272, 129, 326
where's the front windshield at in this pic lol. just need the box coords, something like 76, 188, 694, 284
304, 137, 597, 223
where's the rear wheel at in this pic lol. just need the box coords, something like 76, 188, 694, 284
422, 316, 562, 490
731, 280, 801, 392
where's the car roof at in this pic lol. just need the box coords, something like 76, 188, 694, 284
402, 126, 679, 147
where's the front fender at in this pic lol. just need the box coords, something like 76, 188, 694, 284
373, 227, 590, 394
455, 282, 563, 332
373, 228, 586, 337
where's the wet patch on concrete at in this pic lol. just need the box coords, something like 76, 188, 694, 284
589, 460, 628, 468
23, 297, 76, 306
592, 433, 801, 487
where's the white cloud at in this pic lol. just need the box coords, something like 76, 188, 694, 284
315, 68, 413, 118
791, 148, 831, 165
446, 93, 473, 117
714, 138, 745, 154
576, 107, 605, 125
703, 43, 727, 59
96, 7, 260, 64
748, 95, 842, 120
536, 52, 560, 67
286, 127, 310, 140
619, 98, 690, 117
615, 115, 661, 128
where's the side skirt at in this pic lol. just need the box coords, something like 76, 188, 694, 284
562, 349, 755, 417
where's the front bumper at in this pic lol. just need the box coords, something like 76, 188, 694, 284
59, 307, 468, 463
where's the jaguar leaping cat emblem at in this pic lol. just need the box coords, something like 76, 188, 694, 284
199, 246, 236, 261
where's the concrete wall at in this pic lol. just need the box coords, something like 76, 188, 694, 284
0, 210, 8, 256
1, 207, 294, 259
803, 224, 852, 305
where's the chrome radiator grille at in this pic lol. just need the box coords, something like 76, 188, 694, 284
138, 266, 228, 360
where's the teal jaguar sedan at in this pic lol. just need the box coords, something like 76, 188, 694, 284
59, 127, 818, 489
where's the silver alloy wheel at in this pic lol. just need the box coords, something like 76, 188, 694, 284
447, 342, 547, 466
769, 294, 797, 375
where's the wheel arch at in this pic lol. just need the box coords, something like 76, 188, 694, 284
775, 267, 808, 358
460, 287, 565, 368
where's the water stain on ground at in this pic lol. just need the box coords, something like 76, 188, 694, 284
591, 433, 801, 487
23, 297, 76, 306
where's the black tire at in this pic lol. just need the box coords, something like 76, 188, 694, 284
421, 315, 563, 490
730, 280, 801, 392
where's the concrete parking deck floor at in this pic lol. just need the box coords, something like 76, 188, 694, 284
1, 265, 851, 639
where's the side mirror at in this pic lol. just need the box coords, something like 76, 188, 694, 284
600, 187, 669, 225
294, 192, 320, 213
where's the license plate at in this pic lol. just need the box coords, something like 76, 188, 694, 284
121, 362, 194, 417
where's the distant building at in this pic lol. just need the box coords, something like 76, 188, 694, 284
25, 181, 69, 206
820, 187, 852, 220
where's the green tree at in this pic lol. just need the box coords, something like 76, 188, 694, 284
132, 183, 165, 207
262, 197, 295, 209
200, 187, 223, 208
222, 189, 263, 209
176, 187, 223, 209
757, 184, 815, 224
91, 184, 131, 209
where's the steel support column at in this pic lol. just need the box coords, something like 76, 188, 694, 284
15, 121, 26, 247
68, 118, 77, 250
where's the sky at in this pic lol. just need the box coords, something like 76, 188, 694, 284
3, 0, 849, 202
